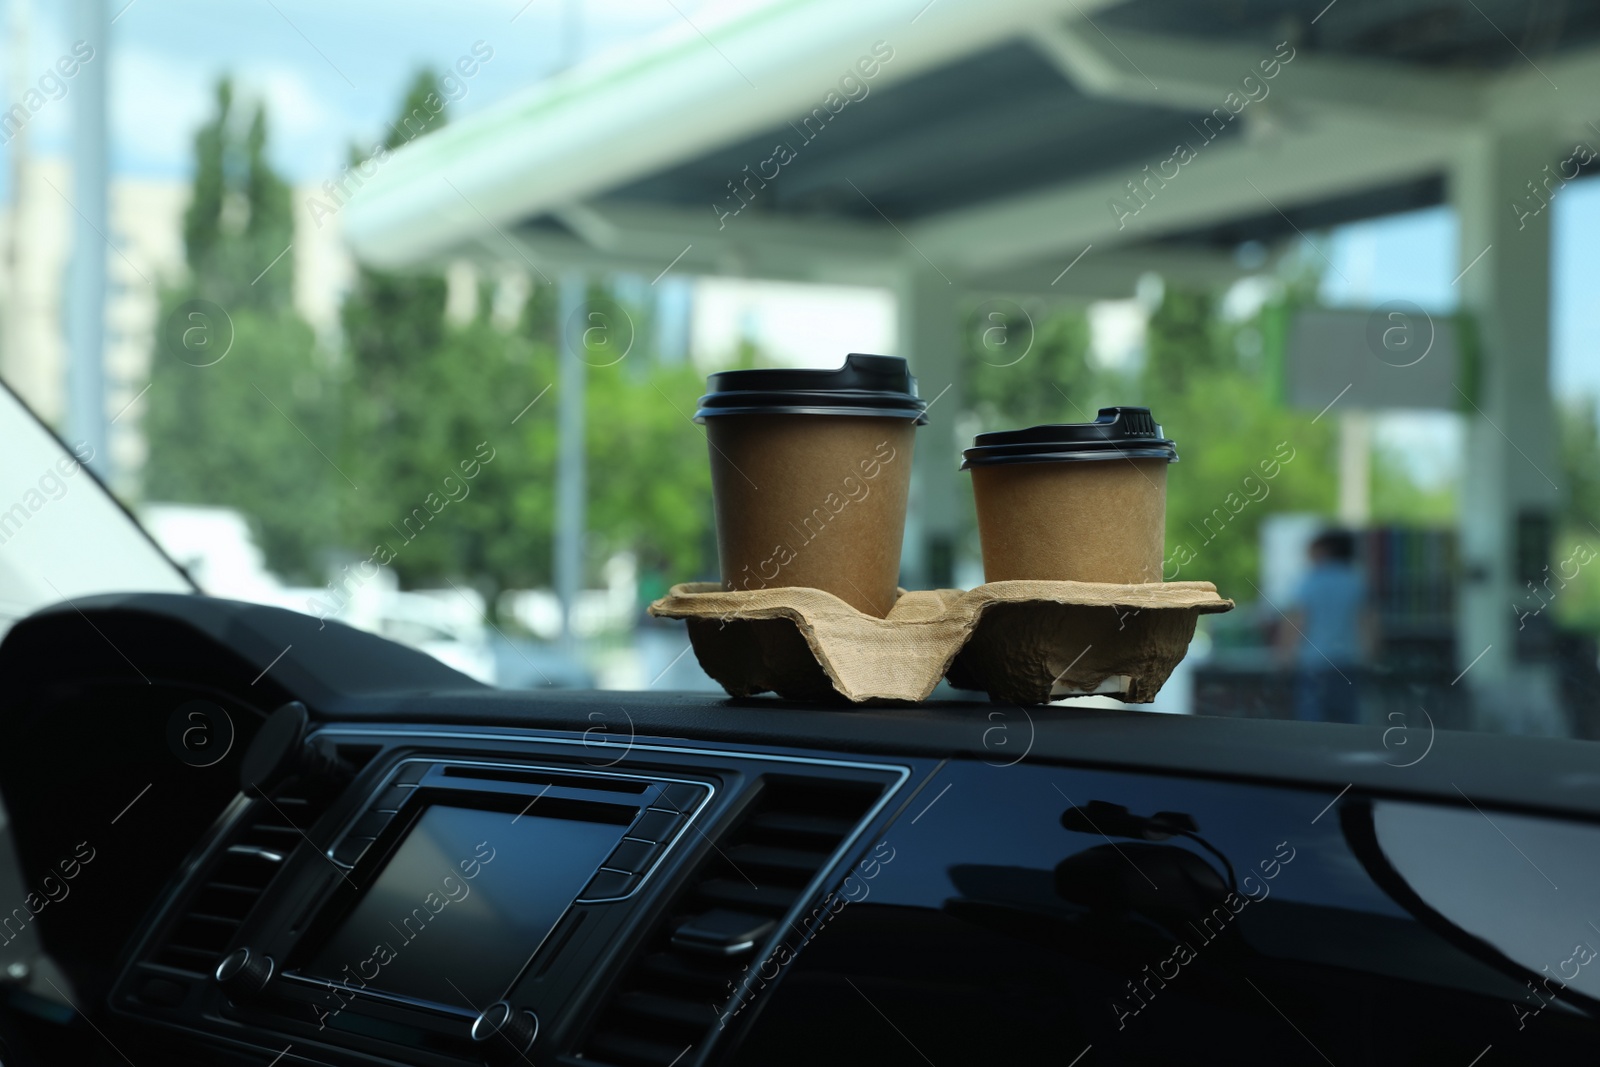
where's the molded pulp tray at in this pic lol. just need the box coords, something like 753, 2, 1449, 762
648, 580, 1233, 705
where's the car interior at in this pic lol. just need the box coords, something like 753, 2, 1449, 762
2, 586, 1599, 1066
4, 0, 1600, 1064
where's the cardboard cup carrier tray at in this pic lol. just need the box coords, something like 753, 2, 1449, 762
649, 580, 1233, 704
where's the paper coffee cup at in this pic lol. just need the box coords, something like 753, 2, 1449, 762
696, 354, 927, 616
962, 407, 1177, 584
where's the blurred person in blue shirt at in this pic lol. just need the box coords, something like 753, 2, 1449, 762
1278, 529, 1374, 724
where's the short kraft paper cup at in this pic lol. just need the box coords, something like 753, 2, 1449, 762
696, 354, 927, 617
962, 407, 1178, 585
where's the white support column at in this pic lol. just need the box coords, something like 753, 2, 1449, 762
895, 267, 964, 590
1450, 130, 1564, 732
1337, 411, 1371, 527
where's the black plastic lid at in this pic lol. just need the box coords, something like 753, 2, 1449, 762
960, 406, 1178, 468
694, 353, 928, 423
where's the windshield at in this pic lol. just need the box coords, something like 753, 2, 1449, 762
0, 0, 1596, 734
0, 383, 190, 632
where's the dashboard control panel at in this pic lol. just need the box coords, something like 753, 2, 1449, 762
107, 727, 909, 1067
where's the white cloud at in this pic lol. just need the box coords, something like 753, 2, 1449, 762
103, 49, 351, 181
107, 45, 214, 177
249, 65, 333, 137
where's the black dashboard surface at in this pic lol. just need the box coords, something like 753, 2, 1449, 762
0, 593, 1596, 1066
9, 592, 1599, 815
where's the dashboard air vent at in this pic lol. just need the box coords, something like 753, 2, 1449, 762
152, 774, 334, 976
581, 775, 881, 1067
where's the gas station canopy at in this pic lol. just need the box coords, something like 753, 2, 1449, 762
344, 0, 1600, 701
344, 0, 1600, 291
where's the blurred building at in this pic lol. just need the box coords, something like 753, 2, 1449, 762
0, 156, 355, 494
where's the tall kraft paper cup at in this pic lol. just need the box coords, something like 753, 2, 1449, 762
962, 407, 1178, 584
696, 354, 927, 617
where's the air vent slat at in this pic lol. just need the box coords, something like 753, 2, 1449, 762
723, 844, 833, 875
689, 879, 797, 913
148, 776, 336, 977
581, 774, 883, 1066
182, 912, 243, 927
240, 826, 305, 840
586, 1031, 698, 1067
634, 951, 735, 991
158, 945, 225, 967
616, 990, 720, 1029
745, 811, 857, 840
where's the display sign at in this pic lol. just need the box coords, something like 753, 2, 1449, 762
1285, 305, 1461, 412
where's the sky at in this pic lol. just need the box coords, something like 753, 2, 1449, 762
1552, 183, 1600, 401
9, 0, 766, 185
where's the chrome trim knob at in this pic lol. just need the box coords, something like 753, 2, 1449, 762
470, 1000, 538, 1059
214, 947, 274, 996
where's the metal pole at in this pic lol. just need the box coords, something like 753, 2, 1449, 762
67, 0, 108, 477
561, 0, 581, 70
2, 0, 31, 400
555, 275, 586, 647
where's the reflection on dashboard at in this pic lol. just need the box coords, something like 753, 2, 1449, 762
1368, 799, 1600, 1005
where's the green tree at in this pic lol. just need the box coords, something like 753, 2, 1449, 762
339, 70, 450, 396
1560, 397, 1600, 534
347, 310, 557, 592
1143, 287, 1225, 398
1143, 284, 1338, 598
340, 275, 716, 596
337, 70, 487, 584
177, 80, 293, 313
1554, 397, 1600, 633
1370, 445, 1457, 526
587, 358, 715, 582
144, 77, 340, 581
335, 74, 674, 602
964, 301, 1103, 431
181, 81, 228, 281
338, 241, 718, 595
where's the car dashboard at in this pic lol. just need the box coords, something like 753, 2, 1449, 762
1, 593, 1598, 1066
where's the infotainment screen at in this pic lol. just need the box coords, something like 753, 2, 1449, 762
304, 804, 626, 1007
